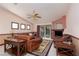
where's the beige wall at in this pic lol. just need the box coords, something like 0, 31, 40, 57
0, 7, 33, 34
0, 7, 33, 44
1, 4, 70, 25
65, 4, 79, 37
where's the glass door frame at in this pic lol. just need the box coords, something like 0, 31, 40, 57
39, 25, 51, 39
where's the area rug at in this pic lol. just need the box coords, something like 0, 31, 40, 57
33, 40, 49, 53
29, 39, 53, 56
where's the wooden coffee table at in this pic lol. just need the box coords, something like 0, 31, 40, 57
4, 38, 26, 56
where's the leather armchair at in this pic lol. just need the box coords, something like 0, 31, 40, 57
14, 35, 42, 52
26, 37, 41, 52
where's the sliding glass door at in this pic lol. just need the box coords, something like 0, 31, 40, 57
45, 25, 51, 38
40, 25, 51, 39
40, 26, 44, 38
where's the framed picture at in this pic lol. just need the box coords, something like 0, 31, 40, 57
53, 23, 63, 29
11, 22, 19, 30
56, 23, 63, 29
20, 24, 26, 30
26, 24, 30, 30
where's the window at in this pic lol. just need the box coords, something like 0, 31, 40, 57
11, 22, 19, 30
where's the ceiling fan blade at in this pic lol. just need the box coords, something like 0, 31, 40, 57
27, 10, 41, 20
34, 13, 39, 16
36, 15, 41, 18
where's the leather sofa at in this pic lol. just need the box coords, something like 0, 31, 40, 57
14, 35, 42, 52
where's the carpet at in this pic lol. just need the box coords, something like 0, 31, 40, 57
30, 39, 53, 56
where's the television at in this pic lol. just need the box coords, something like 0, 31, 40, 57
55, 30, 64, 37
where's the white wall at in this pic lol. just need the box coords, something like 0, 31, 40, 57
0, 7, 33, 34
64, 4, 79, 38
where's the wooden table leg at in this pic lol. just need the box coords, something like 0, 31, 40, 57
17, 43, 20, 56
4, 40, 6, 52
25, 43, 26, 53
56, 48, 58, 56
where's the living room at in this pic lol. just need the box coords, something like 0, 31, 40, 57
0, 3, 79, 56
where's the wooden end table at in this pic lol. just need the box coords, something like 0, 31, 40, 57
4, 38, 26, 56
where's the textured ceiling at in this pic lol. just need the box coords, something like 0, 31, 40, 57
0, 3, 70, 24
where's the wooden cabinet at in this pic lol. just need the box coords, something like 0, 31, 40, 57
53, 35, 75, 56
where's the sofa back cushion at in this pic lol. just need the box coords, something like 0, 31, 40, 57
14, 35, 33, 40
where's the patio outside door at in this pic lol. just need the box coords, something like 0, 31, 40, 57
40, 25, 51, 39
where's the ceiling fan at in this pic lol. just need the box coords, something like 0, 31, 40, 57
27, 10, 41, 20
